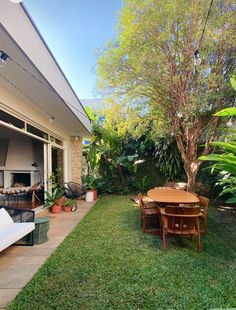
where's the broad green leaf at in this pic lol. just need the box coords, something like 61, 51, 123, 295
85, 105, 95, 121
230, 75, 236, 91
210, 141, 236, 153
226, 197, 236, 204
214, 107, 236, 117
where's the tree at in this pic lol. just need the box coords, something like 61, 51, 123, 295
97, 0, 236, 191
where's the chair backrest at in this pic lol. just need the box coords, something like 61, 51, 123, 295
198, 196, 209, 210
164, 205, 200, 233
137, 193, 157, 209
164, 182, 187, 191
137, 193, 145, 208
154, 187, 172, 190
68, 182, 86, 195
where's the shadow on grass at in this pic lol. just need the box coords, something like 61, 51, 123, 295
123, 200, 236, 260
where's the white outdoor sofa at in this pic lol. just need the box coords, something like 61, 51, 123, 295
0, 206, 35, 252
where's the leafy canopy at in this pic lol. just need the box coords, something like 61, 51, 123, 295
97, 0, 236, 190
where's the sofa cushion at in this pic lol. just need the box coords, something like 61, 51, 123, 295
0, 208, 13, 229
0, 222, 35, 252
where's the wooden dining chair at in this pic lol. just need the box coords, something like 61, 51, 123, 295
164, 182, 187, 191
198, 195, 209, 234
160, 205, 201, 253
138, 193, 160, 233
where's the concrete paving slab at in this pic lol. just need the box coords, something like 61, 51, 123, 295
0, 289, 21, 309
0, 264, 41, 289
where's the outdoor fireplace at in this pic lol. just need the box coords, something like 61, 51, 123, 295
11, 172, 31, 187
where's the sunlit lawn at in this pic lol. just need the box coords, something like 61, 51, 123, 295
8, 195, 236, 309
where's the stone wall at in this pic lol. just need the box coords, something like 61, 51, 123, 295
71, 137, 83, 183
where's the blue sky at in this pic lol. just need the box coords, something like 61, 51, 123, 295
23, 0, 123, 99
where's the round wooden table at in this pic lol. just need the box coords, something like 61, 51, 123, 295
147, 188, 199, 205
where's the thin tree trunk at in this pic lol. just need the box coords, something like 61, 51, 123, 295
184, 161, 201, 192
176, 133, 202, 192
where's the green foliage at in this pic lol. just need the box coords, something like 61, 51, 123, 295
214, 107, 236, 117
84, 108, 186, 193
154, 138, 183, 180
199, 75, 236, 203
82, 174, 105, 191
8, 196, 236, 309
44, 188, 64, 208
63, 198, 76, 207
200, 145, 236, 204
48, 167, 64, 190
134, 175, 151, 193
85, 119, 182, 194
97, 0, 236, 190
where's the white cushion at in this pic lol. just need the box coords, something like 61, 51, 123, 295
0, 208, 13, 229
0, 222, 35, 252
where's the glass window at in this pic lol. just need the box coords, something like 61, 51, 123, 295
50, 136, 63, 146
0, 110, 24, 129
27, 124, 48, 140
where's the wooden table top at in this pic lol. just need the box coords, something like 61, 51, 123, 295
147, 188, 199, 204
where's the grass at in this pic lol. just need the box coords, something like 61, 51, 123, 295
8, 195, 236, 309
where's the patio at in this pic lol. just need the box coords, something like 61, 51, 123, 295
0, 200, 95, 309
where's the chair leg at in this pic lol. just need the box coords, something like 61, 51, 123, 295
142, 215, 146, 233
159, 215, 162, 239
162, 230, 166, 251
203, 216, 207, 233
197, 233, 201, 253
196, 220, 201, 253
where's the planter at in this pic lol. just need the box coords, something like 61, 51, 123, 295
63, 206, 72, 212
86, 189, 97, 202
92, 189, 97, 200
34, 217, 49, 244
56, 196, 65, 206
50, 204, 62, 214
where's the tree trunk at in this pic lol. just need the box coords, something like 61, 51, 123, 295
176, 133, 202, 192
184, 161, 201, 192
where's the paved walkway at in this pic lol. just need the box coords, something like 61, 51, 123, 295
0, 201, 95, 309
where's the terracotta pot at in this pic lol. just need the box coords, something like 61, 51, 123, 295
63, 206, 72, 212
92, 189, 97, 201
56, 196, 65, 206
50, 204, 62, 214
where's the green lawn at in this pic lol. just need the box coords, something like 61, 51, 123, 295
9, 196, 236, 309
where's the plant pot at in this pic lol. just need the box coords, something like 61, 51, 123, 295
86, 189, 97, 202
56, 196, 65, 206
50, 204, 62, 214
63, 206, 72, 212
92, 189, 97, 201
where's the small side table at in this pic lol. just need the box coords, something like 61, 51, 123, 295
34, 217, 49, 244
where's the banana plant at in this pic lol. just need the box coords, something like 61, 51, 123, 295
199, 75, 236, 203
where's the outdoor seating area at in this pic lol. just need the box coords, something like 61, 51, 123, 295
64, 182, 86, 200
0, 183, 44, 208
137, 187, 209, 253
0, 206, 35, 252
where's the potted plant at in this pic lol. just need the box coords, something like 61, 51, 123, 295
47, 168, 65, 208
83, 175, 98, 202
63, 198, 76, 212
44, 187, 64, 214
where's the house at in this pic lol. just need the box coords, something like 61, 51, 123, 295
0, 1, 91, 202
